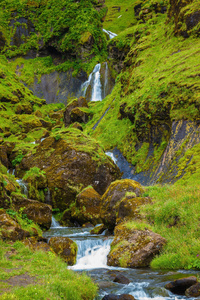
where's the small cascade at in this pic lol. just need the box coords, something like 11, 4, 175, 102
70, 238, 112, 270
106, 151, 118, 164
45, 188, 51, 205
51, 216, 61, 228
81, 63, 102, 101
16, 179, 28, 197
103, 29, 117, 39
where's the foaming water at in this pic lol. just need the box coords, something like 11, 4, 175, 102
70, 238, 112, 270
81, 63, 102, 101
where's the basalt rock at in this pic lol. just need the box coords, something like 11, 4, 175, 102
107, 224, 166, 268
113, 274, 130, 285
165, 276, 197, 295
101, 179, 145, 231
17, 131, 121, 210
49, 237, 77, 265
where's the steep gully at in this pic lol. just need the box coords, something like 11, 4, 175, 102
17, 30, 196, 298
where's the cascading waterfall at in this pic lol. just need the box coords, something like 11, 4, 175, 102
51, 216, 61, 228
16, 179, 28, 197
81, 63, 102, 101
70, 238, 112, 270
103, 29, 117, 39
43, 226, 196, 299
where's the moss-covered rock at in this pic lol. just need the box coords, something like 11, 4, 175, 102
12, 195, 52, 230
101, 179, 145, 231
23, 236, 53, 252
64, 96, 88, 126
70, 186, 102, 226
0, 209, 30, 241
17, 130, 121, 210
49, 236, 77, 265
107, 224, 166, 268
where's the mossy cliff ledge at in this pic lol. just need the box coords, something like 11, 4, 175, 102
107, 224, 166, 268
17, 130, 121, 210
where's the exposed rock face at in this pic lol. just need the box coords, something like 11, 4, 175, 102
101, 179, 145, 231
49, 237, 77, 265
165, 276, 197, 295
17, 131, 121, 210
0, 209, 30, 241
107, 225, 166, 268
28, 71, 87, 104
70, 186, 102, 226
12, 196, 52, 230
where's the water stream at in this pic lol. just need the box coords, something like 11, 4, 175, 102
43, 225, 197, 300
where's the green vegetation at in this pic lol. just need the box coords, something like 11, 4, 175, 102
122, 182, 200, 270
0, 240, 97, 299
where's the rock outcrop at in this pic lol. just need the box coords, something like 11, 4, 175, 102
107, 224, 166, 268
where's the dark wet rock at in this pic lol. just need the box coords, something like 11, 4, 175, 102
101, 179, 145, 231
49, 237, 77, 265
108, 224, 166, 268
0, 209, 30, 241
12, 195, 52, 230
165, 276, 197, 295
102, 294, 135, 300
28, 71, 87, 104
185, 282, 200, 297
113, 274, 130, 284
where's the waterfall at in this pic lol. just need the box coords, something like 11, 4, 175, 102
51, 216, 61, 228
70, 238, 112, 270
81, 63, 102, 102
103, 29, 117, 39
16, 179, 28, 197
106, 151, 118, 164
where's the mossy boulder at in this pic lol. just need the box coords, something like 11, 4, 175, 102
64, 96, 88, 126
90, 224, 106, 235
101, 179, 145, 231
107, 224, 166, 268
49, 237, 77, 265
185, 282, 200, 297
0, 209, 30, 241
12, 195, 52, 230
17, 130, 121, 210
70, 186, 102, 226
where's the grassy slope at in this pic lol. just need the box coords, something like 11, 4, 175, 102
0, 240, 97, 299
